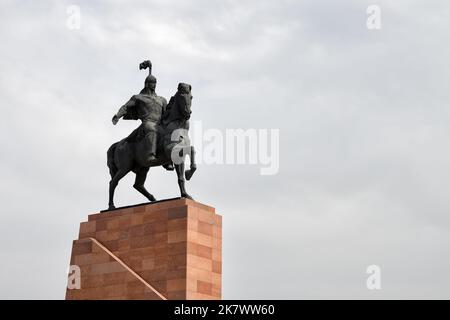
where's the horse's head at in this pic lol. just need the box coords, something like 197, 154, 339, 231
178, 83, 192, 120
178, 82, 191, 93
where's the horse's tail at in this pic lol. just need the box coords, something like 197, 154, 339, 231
107, 142, 119, 178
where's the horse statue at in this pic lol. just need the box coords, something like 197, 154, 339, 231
106, 61, 196, 210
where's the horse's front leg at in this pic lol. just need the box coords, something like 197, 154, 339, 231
108, 169, 130, 210
185, 146, 197, 181
175, 162, 193, 200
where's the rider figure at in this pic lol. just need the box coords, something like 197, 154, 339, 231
112, 70, 167, 163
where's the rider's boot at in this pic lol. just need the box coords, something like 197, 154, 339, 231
163, 163, 175, 171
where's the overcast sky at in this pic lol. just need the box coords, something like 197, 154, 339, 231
1, 0, 450, 299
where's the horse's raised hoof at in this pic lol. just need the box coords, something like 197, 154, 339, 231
185, 167, 196, 181
181, 193, 194, 200
148, 195, 157, 202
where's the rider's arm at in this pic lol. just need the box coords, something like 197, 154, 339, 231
112, 96, 136, 124
116, 96, 136, 118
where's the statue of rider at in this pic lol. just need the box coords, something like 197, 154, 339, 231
111, 60, 167, 164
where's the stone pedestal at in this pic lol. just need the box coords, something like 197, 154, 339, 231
65, 198, 222, 300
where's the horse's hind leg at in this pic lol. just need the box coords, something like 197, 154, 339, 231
133, 167, 156, 202
108, 168, 130, 210
185, 146, 197, 181
175, 162, 193, 200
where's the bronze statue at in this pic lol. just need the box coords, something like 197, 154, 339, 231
106, 60, 197, 210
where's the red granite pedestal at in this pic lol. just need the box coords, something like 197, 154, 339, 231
65, 198, 222, 300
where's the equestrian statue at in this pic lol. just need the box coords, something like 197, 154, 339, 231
106, 60, 196, 210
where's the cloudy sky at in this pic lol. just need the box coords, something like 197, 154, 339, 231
1, 0, 450, 299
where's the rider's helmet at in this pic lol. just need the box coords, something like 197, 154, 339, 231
145, 74, 157, 86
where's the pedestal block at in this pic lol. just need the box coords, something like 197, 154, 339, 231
65, 198, 222, 300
